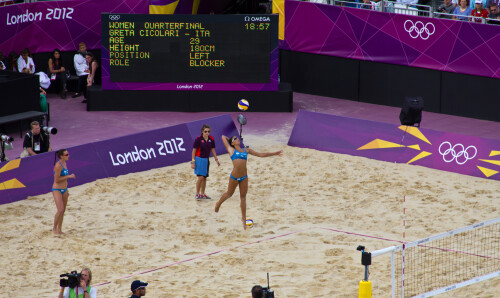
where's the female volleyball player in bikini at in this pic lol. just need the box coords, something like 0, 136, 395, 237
52, 149, 76, 235
215, 135, 282, 230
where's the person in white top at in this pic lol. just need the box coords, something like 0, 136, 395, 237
0, 51, 5, 70
17, 48, 35, 74
59, 268, 97, 298
72, 42, 89, 98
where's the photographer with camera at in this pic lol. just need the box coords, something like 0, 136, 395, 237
21, 121, 54, 157
59, 268, 96, 298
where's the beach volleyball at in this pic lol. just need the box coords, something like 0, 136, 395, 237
245, 218, 254, 227
238, 99, 249, 111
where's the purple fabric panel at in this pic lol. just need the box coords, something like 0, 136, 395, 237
91, 124, 193, 178
283, 0, 500, 79
0, 0, 148, 54
1, 115, 239, 205
185, 114, 242, 156
288, 110, 500, 181
1, 143, 107, 204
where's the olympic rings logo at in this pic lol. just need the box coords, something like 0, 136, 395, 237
109, 15, 120, 21
438, 142, 477, 165
404, 20, 435, 40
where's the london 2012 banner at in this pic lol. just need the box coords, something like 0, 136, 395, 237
0, 0, 148, 54
282, 0, 500, 79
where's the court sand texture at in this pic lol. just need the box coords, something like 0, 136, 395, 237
1, 134, 499, 297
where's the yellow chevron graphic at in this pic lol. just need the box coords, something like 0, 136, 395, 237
479, 159, 500, 166
0, 159, 21, 173
0, 178, 26, 190
477, 166, 499, 178
357, 139, 404, 150
398, 126, 432, 145
489, 151, 500, 157
407, 151, 432, 164
407, 144, 421, 150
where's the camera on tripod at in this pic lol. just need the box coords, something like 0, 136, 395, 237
60, 271, 81, 288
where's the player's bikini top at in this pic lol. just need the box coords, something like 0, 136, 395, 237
231, 148, 248, 161
54, 161, 69, 176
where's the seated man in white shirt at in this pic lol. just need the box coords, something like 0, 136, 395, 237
72, 42, 90, 98
17, 48, 35, 74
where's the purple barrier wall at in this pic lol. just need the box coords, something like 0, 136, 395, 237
282, 0, 500, 79
288, 110, 500, 181
0, 114, 239, 204
0, 0, 148, 54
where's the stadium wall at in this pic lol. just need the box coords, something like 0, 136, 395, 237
280, 0, 500, 122
0, 114, 239, 204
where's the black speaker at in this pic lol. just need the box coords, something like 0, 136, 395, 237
399, 96, 423, 126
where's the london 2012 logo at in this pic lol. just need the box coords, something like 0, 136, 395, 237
109, 15, 120, 21
404, 20, 435, 40
438, 142, 477, 165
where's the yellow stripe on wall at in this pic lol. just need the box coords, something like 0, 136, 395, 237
149, 1, 179, 14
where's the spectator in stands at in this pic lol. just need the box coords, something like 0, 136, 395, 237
487, 3, 500, 23
130, 280, 148, 297
48, 49, 68, 99
82, 52, 99, 103
251, 285, 264, 298
452, 0, 473, 20
485, 0, 499, 9
17, 48, 35, 74
360, 0, 374, 9
72, 42, 89, 98
437, 0, 457, 17
40, 87, 48, 113
22, 121, 51, 156
471, 0, 489, 21
0, 1, 15, 6
7, 51, 18, 71
59, 267, 96, 297
0, 51, 5, 70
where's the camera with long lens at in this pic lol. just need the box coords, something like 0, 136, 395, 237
262, 273, 274, 298
60, 271, 81, 288
262, 287, 274, 298
1, 134, 14, 143
42, 126, 58, 135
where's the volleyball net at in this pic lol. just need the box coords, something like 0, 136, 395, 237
371, 217, 500, 297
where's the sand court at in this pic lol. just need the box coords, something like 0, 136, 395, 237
1, 134, 499, 297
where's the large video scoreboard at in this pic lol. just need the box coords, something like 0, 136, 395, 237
101, 13, 279, 91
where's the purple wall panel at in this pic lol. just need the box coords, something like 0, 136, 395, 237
0, 0, 148, 54
91, 124, 193, 178
282, 0, 500, 79
0, 143, 107, 204
0, 115, 238, 204
288, 110, 500, 181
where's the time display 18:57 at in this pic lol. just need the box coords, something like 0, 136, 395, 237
244, 23, 270, 30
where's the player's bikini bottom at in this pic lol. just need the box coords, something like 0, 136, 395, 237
52, 188, 68, 194
230, 174, 248, 183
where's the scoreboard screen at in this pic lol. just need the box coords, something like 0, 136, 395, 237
101, 13, 279, 90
